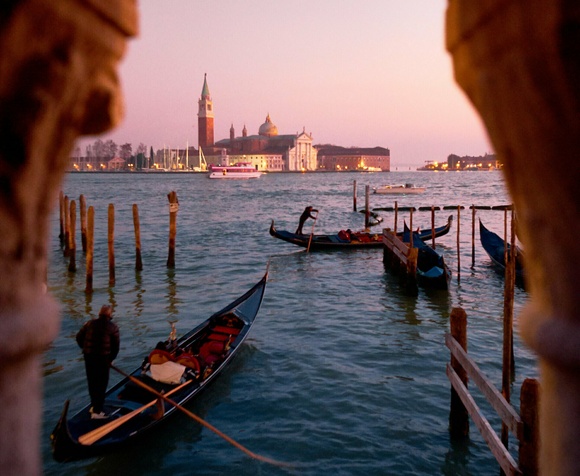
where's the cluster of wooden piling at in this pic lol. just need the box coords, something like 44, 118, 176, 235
58, 190, 179, 293
447, 308, 539, 475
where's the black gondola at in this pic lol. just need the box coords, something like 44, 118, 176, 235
479, 220, 525, 281
51, 272, 268, 462
404, 231, 451, 289
402, 214, 453, 242
269, 220, 383, 249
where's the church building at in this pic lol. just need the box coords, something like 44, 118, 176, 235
197, 76, 317, 171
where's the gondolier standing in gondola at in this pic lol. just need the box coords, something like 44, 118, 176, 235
296, 206, 318, 235
76, 305, 120, 419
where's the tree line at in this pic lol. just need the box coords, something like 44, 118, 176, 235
73, 139, 156, 169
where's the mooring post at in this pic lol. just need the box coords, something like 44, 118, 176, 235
353, 180, 357, 211
167, 191, 178, 268
431, 206, 436, 249
502, 210, 516, 429
449, 307, 469, 438
108, 203, 115, 286
59, 190, 64, 245
68, 200, 76, 272
364, 185, 370, 230
79, 194, 87, 253
519, 378, 540, 476
85, 206, 94, 294
409, 208, 414, 247
133, 203, 143, 271
63, 195, 70, 257
456, 205, 461, 280
471, 205, 476, 268
394, 201, 398, 235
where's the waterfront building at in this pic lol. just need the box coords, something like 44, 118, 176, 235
198, 76, 317, 171
316, 146, 390, 171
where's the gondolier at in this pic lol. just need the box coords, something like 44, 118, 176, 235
76, 305, 120, 420
295, 206, 318, 235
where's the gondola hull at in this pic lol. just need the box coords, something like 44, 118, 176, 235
410, 232, 451, 290
479, 220, 525, 282
51, 272, 267, 462
402, 215, 453, 242
269, 221, 383, 249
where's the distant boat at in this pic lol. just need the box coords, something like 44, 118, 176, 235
373, 183, 426, 195
208, 162, 261, 179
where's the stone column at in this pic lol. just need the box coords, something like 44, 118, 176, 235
0, 1, 136, 474
446, 2, 580, 474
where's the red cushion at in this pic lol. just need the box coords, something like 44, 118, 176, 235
212, 325, 241, 335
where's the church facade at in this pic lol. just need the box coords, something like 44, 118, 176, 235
197, 77, 317, 171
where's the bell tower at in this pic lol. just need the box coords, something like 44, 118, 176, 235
198, 74, 214, 149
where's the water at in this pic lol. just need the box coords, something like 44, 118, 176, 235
43, 171, 536, 475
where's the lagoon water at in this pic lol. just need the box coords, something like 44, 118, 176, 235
43, 170, 535, 475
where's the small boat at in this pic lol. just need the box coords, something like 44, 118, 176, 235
269, 221, 383, 250
402, 215, 453, 242
50, 272, 268, 462
208, 162, 261, 179
408, 232, 451, 289
373, 183, 426, 195
479, 220, 525, 281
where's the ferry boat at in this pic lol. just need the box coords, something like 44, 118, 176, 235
208, 162, 261, 179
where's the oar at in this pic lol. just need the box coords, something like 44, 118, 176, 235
110, 364, 292, 468
306, 212, 319, 253
78, 379, 192, 445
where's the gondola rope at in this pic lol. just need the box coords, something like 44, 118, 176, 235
110, 364, 293, 468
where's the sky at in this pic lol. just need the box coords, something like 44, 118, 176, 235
78, 0, 492, 169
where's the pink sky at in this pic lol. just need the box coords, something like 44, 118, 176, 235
78, 0, 491, 168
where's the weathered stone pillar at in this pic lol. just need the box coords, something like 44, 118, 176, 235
0, 1, 136, 474
446, 2, 580, 474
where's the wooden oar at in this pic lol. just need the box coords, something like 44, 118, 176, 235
306, 212, 319, 253
110, 364, 292, 468
79, 379, 192, 445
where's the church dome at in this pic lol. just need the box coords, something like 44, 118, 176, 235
258, 114, 278, 137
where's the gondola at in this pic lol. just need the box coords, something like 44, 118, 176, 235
404, 231, 451, 289
269, 220, 383, 250
402, 214, 453, 242
479, 220, 525, 281
51, 272, 268, 462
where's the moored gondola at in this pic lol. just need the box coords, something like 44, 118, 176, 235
51, 272, 268, 462
402, 214, 453, 241
479, 220, 525, 282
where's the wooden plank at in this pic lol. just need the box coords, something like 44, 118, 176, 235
447, 364, 521, 476
445, 334, 523, 438
392, 246, 408, 265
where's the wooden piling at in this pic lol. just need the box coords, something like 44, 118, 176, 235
79, 194, 87, 253
364, 185, 370, 230
85, 206, 94, 293
63, 195, 70, 257
409, 208, 413, 248
68, 200, 76, 272
167, 191, 178, 268
449, 307, 469, 438
456, 206, 461, 279
431, 206, 436, 249
471, 205, 476, 268
133, 203, 143, 271
108, 203, 115, 286
394, 201, 398, 234
59, 191, 64, 245
353, 180, 357, 211
519, 378, 540, 476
